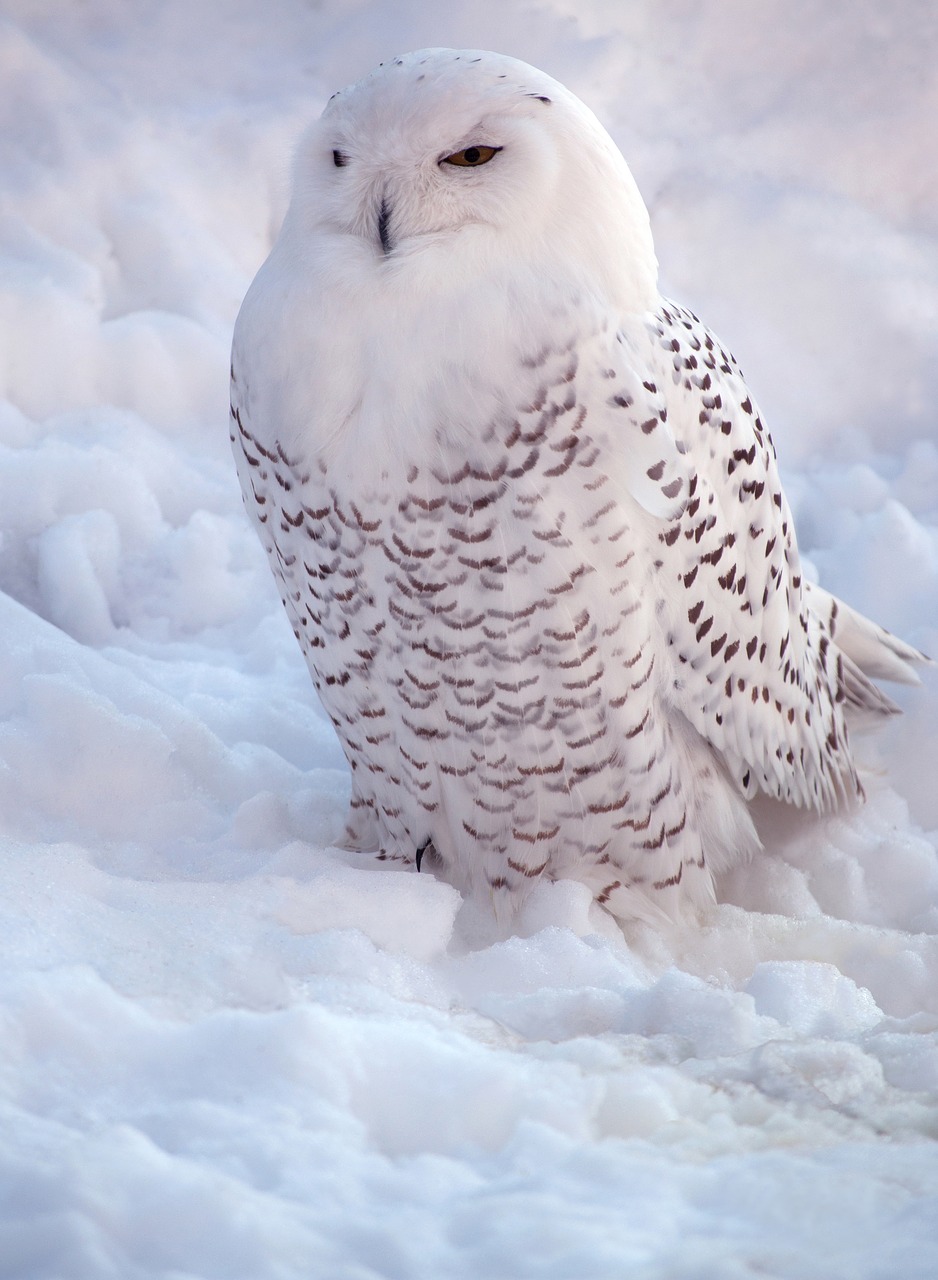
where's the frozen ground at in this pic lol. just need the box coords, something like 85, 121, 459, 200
1, 2, 937, 1277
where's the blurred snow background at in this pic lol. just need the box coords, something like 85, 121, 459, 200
1, 2, 937, 1276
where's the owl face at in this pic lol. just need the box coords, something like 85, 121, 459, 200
304, 54, 562, 257
284, 49, 658, 310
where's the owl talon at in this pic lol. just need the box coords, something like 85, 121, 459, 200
415, 837, 432, 872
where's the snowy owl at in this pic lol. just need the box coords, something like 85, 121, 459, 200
231, 49, 926, 926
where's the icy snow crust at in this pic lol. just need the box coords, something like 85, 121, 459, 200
1, 2, 937, 1276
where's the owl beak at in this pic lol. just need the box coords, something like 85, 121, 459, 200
377, 197, 393, 256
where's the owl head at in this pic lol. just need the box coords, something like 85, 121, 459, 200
283, 48, 658, 312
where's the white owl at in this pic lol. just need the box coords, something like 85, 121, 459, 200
231, 49, 926, 927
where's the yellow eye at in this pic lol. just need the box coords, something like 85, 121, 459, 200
441, 145, 502, 167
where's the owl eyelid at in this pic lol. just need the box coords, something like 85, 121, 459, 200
439, 144, 503, 168
333, 149, 349, 168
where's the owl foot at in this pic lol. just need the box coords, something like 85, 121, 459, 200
415, 836, 435, 872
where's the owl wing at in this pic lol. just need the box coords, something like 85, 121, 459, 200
609, 299, 898, 811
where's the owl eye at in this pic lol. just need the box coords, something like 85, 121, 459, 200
333, 150, 348, 167
441, 145, 502, 168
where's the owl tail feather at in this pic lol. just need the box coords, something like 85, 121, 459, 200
804, 581, 932, 722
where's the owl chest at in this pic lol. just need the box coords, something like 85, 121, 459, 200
274, 435, 659, 765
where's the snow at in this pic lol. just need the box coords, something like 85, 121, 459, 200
1, 1, 937, 1276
